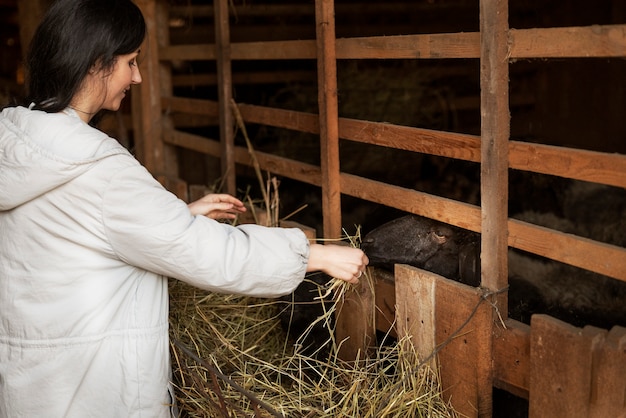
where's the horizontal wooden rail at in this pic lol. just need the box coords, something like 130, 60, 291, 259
510, 25, 626, 58
509, 141, 626, 189
170, 2, 473, 19
171, 70, 316, 87
159, 24, 626, 61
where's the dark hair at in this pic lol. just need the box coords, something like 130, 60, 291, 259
25, 0, 146, 118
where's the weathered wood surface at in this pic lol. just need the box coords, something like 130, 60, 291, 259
529, 315, 626, 418
335, 266, 376, 362
315, 0, 342, 240
133, 0, 162, 172
376, 270, 626, 410
159, 24, 626, 61
479, 0, 510, 360
214, 0, 236, 195
395, 265, 437, 370
393, 265, 493, 418
493, 319, 531, 399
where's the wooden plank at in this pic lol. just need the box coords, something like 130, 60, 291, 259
371, 268, 397, 339
159, 44, 216, 61
233, 40, 317, 60
493, 319, 531, 399
163, 129, 221, 157
511, 25, 626, 58
509, 141, 626, 189
589, 326, 626, 418
478, 1, 510, 415
509, 219, 626, 283
529, 315, 606, 418
340, 118, 481, 162
171, 70, 316, 87
214, 0, 236, 195
335, 265, 376, 361
315, 0, 342, 240
235, 104, 319, 135
162, 96, 219, 116
395, 264, 437, 370
336, 32, 480, 59
155, 1, 180, 184
435, 274, 493, 417
170, 2, 474, 19
340, 173, 482, 233
159, 24, 626, 62
133, 0, 165, 175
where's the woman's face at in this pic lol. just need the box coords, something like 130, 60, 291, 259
73, 49, 142, 119
101, 50, 142, 111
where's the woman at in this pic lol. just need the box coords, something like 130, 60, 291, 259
0, 0, 368, 416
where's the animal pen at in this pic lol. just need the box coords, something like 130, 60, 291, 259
72, 0, 626, 416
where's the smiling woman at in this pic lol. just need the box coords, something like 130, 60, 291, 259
0, 1, 368, 417
67, 49, 143, 122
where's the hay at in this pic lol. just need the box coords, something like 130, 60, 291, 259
169, 269, 459, 417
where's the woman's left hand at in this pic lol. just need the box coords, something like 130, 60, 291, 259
188, 193, 247, 220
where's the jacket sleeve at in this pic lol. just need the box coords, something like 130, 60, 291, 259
102, 162, 308, 297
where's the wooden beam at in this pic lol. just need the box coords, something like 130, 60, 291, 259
478, 0, 510, 415
315, 0, 342, 240
214, 0, 236, 195
511, 25, 626, 58
133, 0, 165, 175
159, 24, 626, 62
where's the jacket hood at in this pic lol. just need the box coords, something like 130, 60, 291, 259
0, 106, 129, 210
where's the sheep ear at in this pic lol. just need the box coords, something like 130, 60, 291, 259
458, 242, 481, 287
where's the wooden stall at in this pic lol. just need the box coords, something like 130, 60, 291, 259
115, 0, 626, 416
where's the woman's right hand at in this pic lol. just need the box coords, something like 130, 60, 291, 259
306, 243, 369, 284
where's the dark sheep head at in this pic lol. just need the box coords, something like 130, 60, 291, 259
361, 214, 481, 286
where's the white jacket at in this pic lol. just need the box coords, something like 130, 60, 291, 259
0, 106, 308, 417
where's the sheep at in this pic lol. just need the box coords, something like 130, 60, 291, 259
361, 213, 626, 329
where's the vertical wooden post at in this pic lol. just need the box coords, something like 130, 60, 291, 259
133, 0, 165, 176
315, 0, 342, 240
214, 0, 236, 195
479, 0, 510, 416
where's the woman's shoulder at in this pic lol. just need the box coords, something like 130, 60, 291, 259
1, 105, 130, 162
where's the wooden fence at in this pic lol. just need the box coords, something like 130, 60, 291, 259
131, 1, 626, 416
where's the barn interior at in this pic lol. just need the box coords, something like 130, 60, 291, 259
1, 1, 625, 417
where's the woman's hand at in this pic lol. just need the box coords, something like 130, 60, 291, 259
188, 193, 247, 220
307, 243, 369, 284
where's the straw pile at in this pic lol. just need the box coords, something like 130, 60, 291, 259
169, 271, 459, 417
